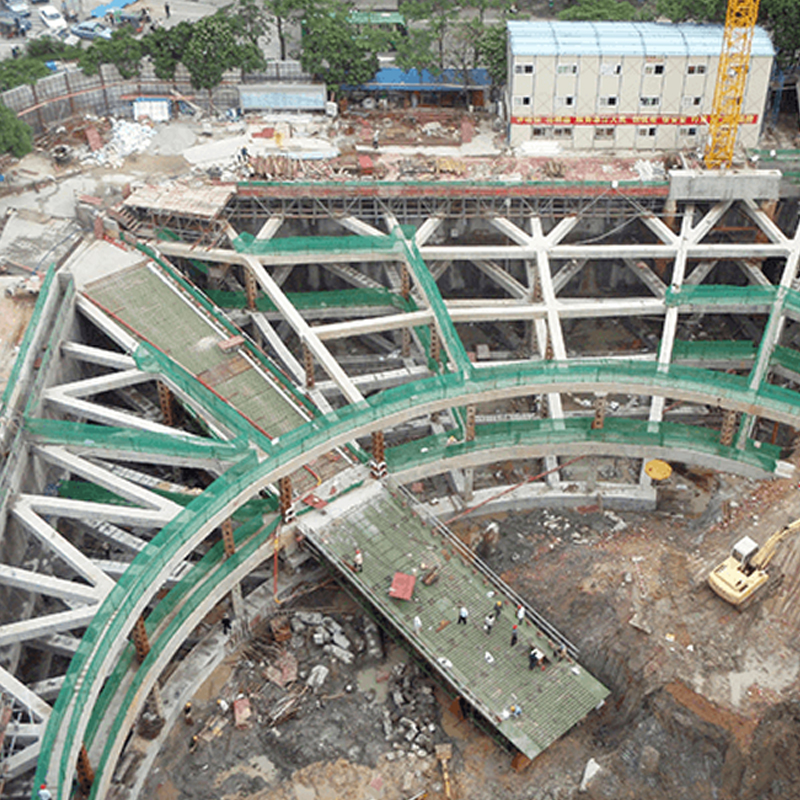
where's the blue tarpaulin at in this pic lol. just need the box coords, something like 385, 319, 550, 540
91, 0, 132, 18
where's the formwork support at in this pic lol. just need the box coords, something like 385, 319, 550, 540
371, 430, 387, 479
465, 406, 476, 442
77, 742, 95, 797
544, 330, 554, 361
401, 327, 411, 358
244, 265, 258, 311
131, 615, 150, 663
720, 409, 739, 446
591, 395, 607, 430
429, 324, 441, 364
400, 264, 410, 300
221, 518, 235, 558
279, 476, 295, 523
302, 342, 315, 389
156, 381, 173, 427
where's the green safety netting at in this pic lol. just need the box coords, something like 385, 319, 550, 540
1, 264, 58, 411
24, 419, 247, 462
384, 416, 784, 474
782, 290, 800, 318
231, 230, 406, 256
205, 286, 417, 313
665, 285, 778, 308
772, 345, 800, 375
672, 339, 757, 361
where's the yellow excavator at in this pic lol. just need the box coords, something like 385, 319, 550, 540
708, 518, 800, 607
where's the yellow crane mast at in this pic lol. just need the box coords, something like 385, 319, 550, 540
704, 0, 762, 169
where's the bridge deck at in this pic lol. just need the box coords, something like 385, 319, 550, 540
301, 480, 609, 760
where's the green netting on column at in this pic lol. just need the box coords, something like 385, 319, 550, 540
1, 263, 58, 411
384, 416, 783, 474
24, 418, 248, 462
771, 345, 800, 375
783, 289, 800, 318
665, 285, 778, 308
672, 339, 757, 362
231, 231, 404, 256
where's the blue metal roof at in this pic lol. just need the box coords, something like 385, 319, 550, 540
507, 21, 774, 59
360, 68, 491, 91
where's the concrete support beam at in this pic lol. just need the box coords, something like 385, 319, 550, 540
0, 665, 52, 721
255, 216, 284, 240
641, 214, 679, 245
19, 494, 179, 528
742, 198, 788, 244
250, 312, 305, 384
60, 342, 136, 370
55, 369, 154, 398
31, 633, 81, 657
242, 254, 366, 405
33, 446, 183, 516
415, 217, 443, 247
685, 260, 719, 285
0, 606, 98, 646
472, 260, 528, 298
76, 295, 140, 355
312, 310, 434, 340
553, 259, 587, 294
624, 259, 667, 298
338, 216, 387, 238
323, 262, 387, 291
11, 502, 115, 592
0, 563, 103, 604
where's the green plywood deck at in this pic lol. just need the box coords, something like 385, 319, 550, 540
84, 262, 306, 438
303, 481, 609, 760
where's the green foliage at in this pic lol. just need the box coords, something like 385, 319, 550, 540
26, 37, 82, 61
300, 2, 378, 94
477, 23, 507, 85
0, 57, 50, 92
79, 30, 143, 78
760, 0, 800, 67
558, 0, 638, 21
654, 0, 725, 22
399, 0, 459, 72
142, 21, 193, 80
225, 0, 269, 47
181, 12, 264, 91
265, 0, 315, 60
0, 103, 32, 158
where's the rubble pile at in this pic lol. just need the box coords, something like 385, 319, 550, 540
381, 662, 443, 761
82, 118, 157, 168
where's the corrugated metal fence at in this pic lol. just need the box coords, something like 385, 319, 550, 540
0, 60, 312, 135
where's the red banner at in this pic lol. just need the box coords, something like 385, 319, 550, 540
510, 114, 758, 126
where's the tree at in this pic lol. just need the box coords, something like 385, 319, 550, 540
264, 0, 311, 60
760, 0, 800, 67
182, 12, 265, 93
654, 0, 724, 22
79, 30, 144, 78
0, 104, 32, 158
477, 23, 507, 86
142, 21, 193, 80
0, 57, 50, 92
399, 0, 460, 73
558, 0, 639, 20
299, 3, 378, 94
225, 0, 269, 48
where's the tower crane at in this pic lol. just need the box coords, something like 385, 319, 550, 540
704, 0, 762, 168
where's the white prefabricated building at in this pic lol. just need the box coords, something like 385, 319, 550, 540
506, 20, 774, 151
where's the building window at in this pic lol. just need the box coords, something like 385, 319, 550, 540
599, 96, 617, 108
557, 96, 575, 107
601, 63, 621, 75
640, 96, 660, 107
513, 96, 531, 106
557, 63, 578, 75
515, 63, 534, 75
687, 64, 706, 75
643, 63, 664, 75
594, 126, 615, 139
553, 126, 573, 138
682, 95, 702, 107
638, 126, 657, 137
679, 126, 698, 137
532, 127, 549, 138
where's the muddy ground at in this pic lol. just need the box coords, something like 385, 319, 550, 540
143, 459, 800, 800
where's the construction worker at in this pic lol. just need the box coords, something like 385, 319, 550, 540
529, 646, 545, 671
38, 784, 52, 800
516, 604, 525, 624
183, 701, 193, 725
457, 605, 468, 625
509, 704, 522, 718
221, 614, 232, 635
413, 615, 422, 635
510, 624, 518, 647
484, 613, 495, 635
189, 734, 199, 752
353, 548, 363, 572
493, 598, 504, 618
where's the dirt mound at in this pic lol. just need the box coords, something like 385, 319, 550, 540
740, 702, 800, 800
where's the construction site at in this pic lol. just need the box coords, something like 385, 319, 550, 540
2, 7, 800, 800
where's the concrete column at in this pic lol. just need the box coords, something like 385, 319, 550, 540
370, 430, 387, 479
157, 381, 173, 427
